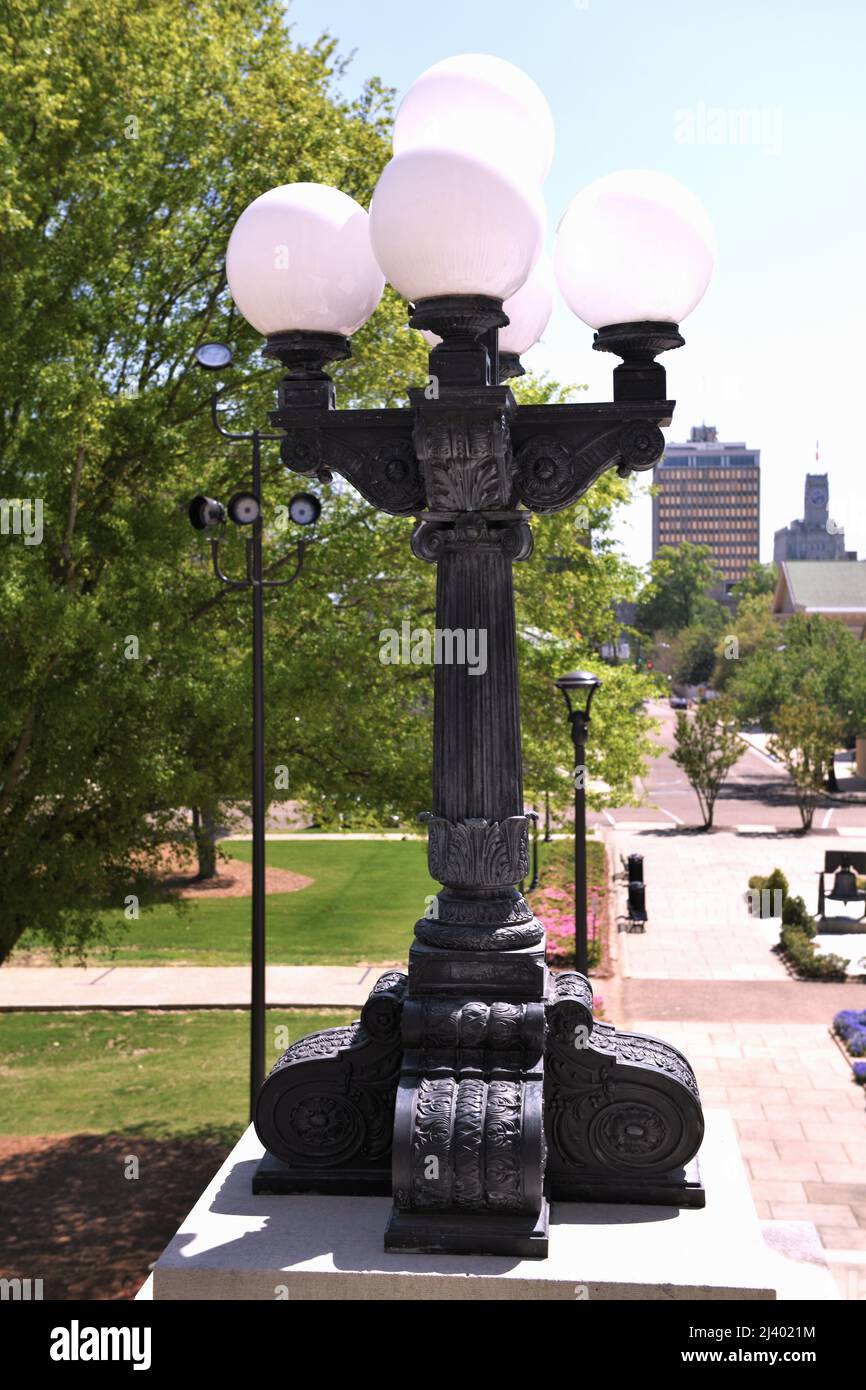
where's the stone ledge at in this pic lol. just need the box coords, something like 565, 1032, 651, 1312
142, 1111, 836, 1301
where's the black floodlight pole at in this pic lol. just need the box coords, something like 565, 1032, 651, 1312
190, 343, 319, 1118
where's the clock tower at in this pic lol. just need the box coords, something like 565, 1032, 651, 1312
804, 473, 829, 528
774, 469, 857, 562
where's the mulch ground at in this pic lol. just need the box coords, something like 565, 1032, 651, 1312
0, 1133, 230, 1300
157, 849, 312, 899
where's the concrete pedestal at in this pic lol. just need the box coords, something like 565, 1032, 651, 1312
141, 1111, 837, 1301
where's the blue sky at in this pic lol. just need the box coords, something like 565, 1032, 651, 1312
286, 0, 866, 567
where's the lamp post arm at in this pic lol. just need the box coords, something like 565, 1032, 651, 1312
210, 536, 250, 589
261, 538, 307, 588
210, 386, 282, 443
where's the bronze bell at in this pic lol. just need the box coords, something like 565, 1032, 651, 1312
828, 866, 858, 902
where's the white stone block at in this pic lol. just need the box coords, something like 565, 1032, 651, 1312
147, 1110, 835, 1301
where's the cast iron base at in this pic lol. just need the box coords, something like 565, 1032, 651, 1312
252, 964, 705, 1257
252, 1150, 391, 1197
384, 1197, 550, 1259
251, 1152, 704, 1210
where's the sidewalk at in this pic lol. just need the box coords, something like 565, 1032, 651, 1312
608, 826, 866, 981
604, 823, 866, 1300
627, 1012, 866, 1301
0, 965, 383, 1011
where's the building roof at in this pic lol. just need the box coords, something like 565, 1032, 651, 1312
777, 561, 866, 612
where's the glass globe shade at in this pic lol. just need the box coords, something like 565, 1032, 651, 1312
369, 149, 545, 303
499, 256, 554, 354
418, 256, 553, 354
225, 183, 384, 337
554, 170, 715, 329
393, 53, 554, 187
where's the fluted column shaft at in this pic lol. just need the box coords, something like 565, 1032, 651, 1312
432, 540, 522, 824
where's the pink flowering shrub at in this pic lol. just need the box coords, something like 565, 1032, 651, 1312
533, 839, 607, 970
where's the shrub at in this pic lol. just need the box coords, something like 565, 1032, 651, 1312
781, 894, 816, 936
780, 924, 848, 980
748, 868, 791, 918
536, 840, 605, 971
853, 1062, 866, 1086
763, 868, 790, 899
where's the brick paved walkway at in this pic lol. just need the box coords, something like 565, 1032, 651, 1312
605, 824, 866, 1300
627, 1016, 866, 1300
613, 828, 866, 981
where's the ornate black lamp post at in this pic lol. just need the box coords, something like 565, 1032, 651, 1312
212, 53, 710, 1256
554, 669, 601, 975
188, 344, 320, 1118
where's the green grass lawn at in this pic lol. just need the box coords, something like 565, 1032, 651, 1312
12, 836, 605, 968
0, 1009, 354, 1141
64, 840, 437, 967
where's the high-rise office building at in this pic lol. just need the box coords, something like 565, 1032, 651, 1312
651, 425, 761, 584
773, 473, 857, 562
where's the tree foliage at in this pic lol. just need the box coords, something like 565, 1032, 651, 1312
671, 698, 744, 829
670, 625, 718, 688
726, 614, 866, 740
767, 698, 843, 831
635, 542, 722, 636
731, 562, 777, 604
0, 0, 423, 960
712, 593, 778, 692
0, 1, 658, 961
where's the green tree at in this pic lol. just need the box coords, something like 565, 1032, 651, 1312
671, 698, 744, 829
670, 625, 718, 687
635, 542, 722, 636
767, 698, 843, 831
727, 614, 866, 740
712, 593, 778, 692
731, 562, 777, 604
0, 0, 427, 962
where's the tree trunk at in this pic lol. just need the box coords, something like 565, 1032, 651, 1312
191, 804, 219, 879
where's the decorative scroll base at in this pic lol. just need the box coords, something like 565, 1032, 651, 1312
550, 1156, 704, 1208
253, 962, 706, 1255
252, 1148, 391, 1196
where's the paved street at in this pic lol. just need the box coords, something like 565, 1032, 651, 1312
592, 706, 866, 1299
625, 1011, 866, 1302
589, 699, 866, 835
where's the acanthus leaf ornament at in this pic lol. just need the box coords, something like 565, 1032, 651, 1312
424, 814, 530, 887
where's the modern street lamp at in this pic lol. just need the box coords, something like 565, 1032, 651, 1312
554, 669, 602, 975
211, 52, 709, 1256
188, 346, 320, 1120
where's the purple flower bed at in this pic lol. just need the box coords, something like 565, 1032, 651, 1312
833, 1008, 866, 1057
833, 1009, 866, 1084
